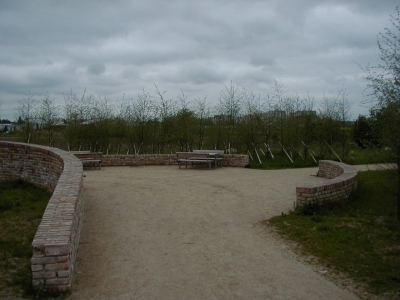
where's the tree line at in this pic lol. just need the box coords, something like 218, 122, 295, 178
15, 81, 357, 158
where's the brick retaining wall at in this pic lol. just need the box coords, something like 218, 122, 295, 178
101, 153, 249, 167
0, 141, 84, 292
296, 160, 358, 206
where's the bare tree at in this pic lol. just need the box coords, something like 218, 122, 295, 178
301, 93, 317, 159
239, 90, 263, 155
16, 91, 37, 143
174, 91, 195, 151
318, 94, 341, 158
112, 96, 129, 155
260, 93, 277, 148
153, 84, 176, 153
335, 87, 352, 159
283, 94, 303, 155
127, 88, 155, 154
271, 80, 287, 150
62, 89, 93, 150
218, 81, 245, 152
194, 96, 209, 150
38, 92, 59, 146
91, 95, 113, 152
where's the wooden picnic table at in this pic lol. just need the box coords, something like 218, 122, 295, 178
176, 150, 223, 169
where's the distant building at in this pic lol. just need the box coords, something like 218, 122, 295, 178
294, 110, 317, 117
0, 123, 19, 133
263, 110, 287, 119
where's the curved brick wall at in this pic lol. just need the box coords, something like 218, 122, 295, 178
296, 160, 358, 206
0, 141, 84, 292
101, 153, 249, 167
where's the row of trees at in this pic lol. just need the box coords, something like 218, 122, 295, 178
16, 82, 354, 158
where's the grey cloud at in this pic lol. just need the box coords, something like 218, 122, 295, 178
249, 55, 277, 67
185, 66, 227, 85
0, 0, 397, 120
158, 63, 227, 85
87, 63, 106, 75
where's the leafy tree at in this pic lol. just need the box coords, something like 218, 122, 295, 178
352, 115, 378, 148
362, 7, 400, 219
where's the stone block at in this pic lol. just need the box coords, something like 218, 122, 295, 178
46, 277, 70, 286
58, 270, 71, 277
31, 264, 44, 271
32, 271, 56, 279
45, 263, 69, 271
45, 244, 69, 256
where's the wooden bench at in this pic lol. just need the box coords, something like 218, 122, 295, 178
80, 158, 102, 170
176, 150, 224, 169
71, 152, 103, 170
193, 150, 224, 168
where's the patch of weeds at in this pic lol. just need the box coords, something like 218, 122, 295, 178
0, 180, 51, 299
266, 170, 400, 297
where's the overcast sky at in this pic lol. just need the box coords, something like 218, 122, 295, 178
0, 0, 397, 121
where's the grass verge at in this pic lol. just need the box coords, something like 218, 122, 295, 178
247, 146, 393, 169
266, 169, 400, 298
0, 179, 51, 298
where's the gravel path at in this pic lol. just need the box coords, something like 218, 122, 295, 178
67, 166, 360, 300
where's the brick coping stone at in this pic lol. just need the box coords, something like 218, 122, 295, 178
296, 160, 358, 206
0, 141, 84, 293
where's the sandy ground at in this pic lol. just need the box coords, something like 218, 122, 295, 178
67, 165, 366, 300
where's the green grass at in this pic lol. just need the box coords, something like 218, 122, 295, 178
266, 170, 400, 297
248, 146, 394, 169
0, 179, 51, 298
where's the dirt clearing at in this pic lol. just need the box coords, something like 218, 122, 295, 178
67, 166, 359, 300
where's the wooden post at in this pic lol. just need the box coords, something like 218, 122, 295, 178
279, 142, 293, 163
302, 141, 317, 163
252, 143, 262, 164
291, 144, 304, 161
259, 146, 265, 155
324, 140, 342, 162
247, 150, 254, 161
264, 143, 275, 159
